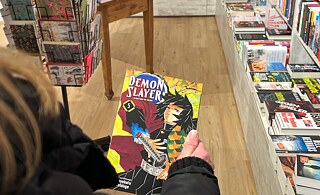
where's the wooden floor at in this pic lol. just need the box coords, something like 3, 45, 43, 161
1, 17, 257, 195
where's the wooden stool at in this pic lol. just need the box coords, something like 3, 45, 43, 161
98, 0, 154, 100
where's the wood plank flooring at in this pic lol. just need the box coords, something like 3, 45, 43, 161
0, 17, 257, 195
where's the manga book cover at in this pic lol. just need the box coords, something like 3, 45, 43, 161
108, 69, 203, 194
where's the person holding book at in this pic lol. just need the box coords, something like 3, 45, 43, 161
0, 48, 220, 195
0, 48, 118, 195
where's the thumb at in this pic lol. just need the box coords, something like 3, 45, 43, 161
178, 130, 199, 160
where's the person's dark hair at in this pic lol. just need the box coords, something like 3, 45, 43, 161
156, 89, 195, 134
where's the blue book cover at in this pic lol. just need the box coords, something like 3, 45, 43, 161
271, 135, 320, 154
266, 62, 286, 71
249, 62, 286, 72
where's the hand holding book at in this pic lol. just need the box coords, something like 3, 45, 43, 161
177, 130, 213, 168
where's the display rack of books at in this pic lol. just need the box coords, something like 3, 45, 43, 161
217, 1, 320, 195
34, 0, 102, 86
271, 0, 320, 67
0, 0, 42, 56
0, 0, 102, 86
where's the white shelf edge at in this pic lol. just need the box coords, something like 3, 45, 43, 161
293, 29, 320, 66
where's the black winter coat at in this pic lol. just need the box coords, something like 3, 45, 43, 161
13, 78, 119, 195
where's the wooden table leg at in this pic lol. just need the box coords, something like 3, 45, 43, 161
100, 8, 114, 100
143, 0, 154, 74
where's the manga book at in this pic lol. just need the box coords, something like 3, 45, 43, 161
108, 69, 203, 194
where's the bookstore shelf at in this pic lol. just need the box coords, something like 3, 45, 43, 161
216, 1, 293, 195
273, 6, 293, 30
269, 0, 320, 66
292, 29, 320, 67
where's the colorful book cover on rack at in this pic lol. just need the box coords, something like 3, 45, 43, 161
43, 42, 82, 63
108, 69, 203, 194
35, 0, 74, 20
88, 14, 101, 50
10, 22, 39, 53
7, 0, 35, 20
39, 21, 79, 42
47, 63, 84, 86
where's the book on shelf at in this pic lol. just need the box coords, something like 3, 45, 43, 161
232, 15, 262, 22
271, 135, 320, 155
298, 2, 320, 43
35, 0, 75, 20
266, 8, 288, 30
107, 69, 203, 194
243, 44, 288, 71
248, 0, 267, 6
47, 63, 84, 86
257, 91, 301, 103
226, 3, 255, 17
296, 84, 320, 108
254, 82, 292, 91
278, 156, 297, 193
250, 72, 291, 84
9, 20, 40, 53
264, 100, 315, 120
275, 112, 320, 135
287, 64, 320, 78
248, 40, 278, 45
233, 21, 266, 33
249, 62, 286, 72
295, 155, 320, 194
292, 78, 320, 86
235, 33, 268, 40
266, 28, 292, 40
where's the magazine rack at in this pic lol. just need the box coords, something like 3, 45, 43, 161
98, 0, 154, 100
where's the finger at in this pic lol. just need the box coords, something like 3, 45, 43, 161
192, 141, 213, 168
178, 130, 199, 160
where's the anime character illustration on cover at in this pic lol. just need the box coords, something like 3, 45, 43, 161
108, 70, 202, 195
